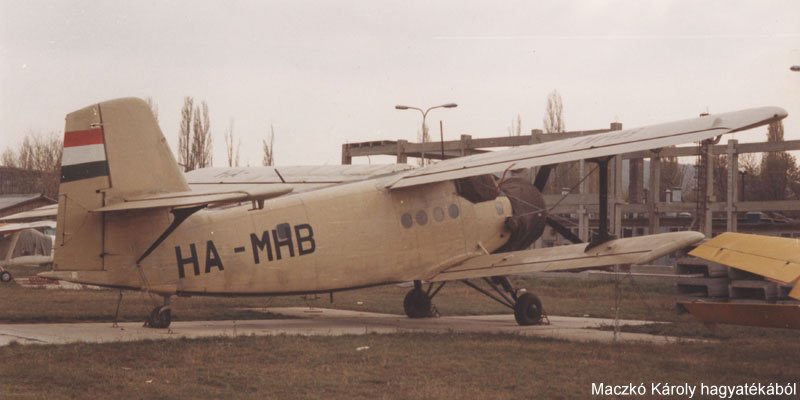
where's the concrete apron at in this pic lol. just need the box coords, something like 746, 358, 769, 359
0, 307, 700, 347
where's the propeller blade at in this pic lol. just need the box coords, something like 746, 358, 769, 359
533, 165, 553, 191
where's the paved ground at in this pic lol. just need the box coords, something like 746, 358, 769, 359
0, 307, 693, 347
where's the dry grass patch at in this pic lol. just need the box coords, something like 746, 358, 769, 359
0, 333, 798, 399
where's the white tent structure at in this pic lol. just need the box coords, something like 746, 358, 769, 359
0, 223, 55, 282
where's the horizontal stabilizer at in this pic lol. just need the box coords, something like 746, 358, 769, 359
93, 184, 293, 212
0, 205, 58, 222
0, 220, 56, 234
429, 231, 704, 282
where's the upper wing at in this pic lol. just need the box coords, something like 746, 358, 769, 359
187, 164, 413, 185
689, 232, 800, 299
388, 107, 786, 189
95, 165, 412, 213
429, 231, 703, 282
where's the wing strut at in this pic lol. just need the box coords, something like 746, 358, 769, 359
586, 156, 615, 251
136, 205, 205, 264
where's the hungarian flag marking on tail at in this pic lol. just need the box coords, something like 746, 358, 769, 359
60, 127, 109, 182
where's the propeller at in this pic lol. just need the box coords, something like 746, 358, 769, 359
534, 165, 583, 244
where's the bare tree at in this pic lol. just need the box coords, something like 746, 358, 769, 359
543, 91, 564, 134
1, 131, 62, 197
224, 118, 240, 167
542, 90, 576, 193
178, 97, 194, 171
177, 97, 213, 171
759, 120, 799, 200
508, 114, 522, 136
262, 125, 275, 166
1, 148, 16, 167
191, 101, 212, 169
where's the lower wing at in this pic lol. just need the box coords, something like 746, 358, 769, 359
429, 231, 703, 282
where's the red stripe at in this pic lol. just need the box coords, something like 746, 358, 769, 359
64, 128, 104, 147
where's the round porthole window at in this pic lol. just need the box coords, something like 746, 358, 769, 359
448, 203, 460, 219
401, 213, 413, 228
433, 207, 445, 222
415, 210, 428, 225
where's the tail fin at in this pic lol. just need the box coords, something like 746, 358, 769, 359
54, 98, 188, 271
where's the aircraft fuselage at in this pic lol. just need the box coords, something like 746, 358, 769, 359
68, 176, 512, 295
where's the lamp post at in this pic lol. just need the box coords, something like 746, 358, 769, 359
395, 103, 458, 166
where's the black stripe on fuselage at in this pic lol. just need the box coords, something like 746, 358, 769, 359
60, 161, 109, 183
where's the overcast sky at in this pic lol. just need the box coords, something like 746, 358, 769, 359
2, 0, 799, 166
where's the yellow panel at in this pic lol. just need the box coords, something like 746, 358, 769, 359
690, 232, 800, 286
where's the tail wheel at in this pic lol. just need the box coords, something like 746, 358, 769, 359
403, 288, 434, 318
0, 271, 12, 283
514, 292, 543, 326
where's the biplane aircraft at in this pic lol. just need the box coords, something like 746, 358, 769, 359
41, 98, 786, 328
681, 232, 800, 329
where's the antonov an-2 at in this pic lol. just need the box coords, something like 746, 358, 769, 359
42, 98, 787, 328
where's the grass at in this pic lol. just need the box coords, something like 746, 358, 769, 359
1, 268, 799, 399
0, 333, 798, 399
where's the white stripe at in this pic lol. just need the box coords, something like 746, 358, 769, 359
61, 144, 107, 166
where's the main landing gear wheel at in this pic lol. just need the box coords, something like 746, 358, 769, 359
404, 287, 434, 318
147, 306, 172, 329
514, 292, 543, 326
0, 271, 12, 283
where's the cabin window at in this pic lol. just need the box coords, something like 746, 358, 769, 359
401, 213, 413, 228
433, 207, 445, 222
415, 210, 428, 225
495, 201, 504, 215
448, 203, 460, 219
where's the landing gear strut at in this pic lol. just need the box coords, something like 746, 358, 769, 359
145, 296, 172, 329
462, 276, 546, 326
403, 280, 444, 318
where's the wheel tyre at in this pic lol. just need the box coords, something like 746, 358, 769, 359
514, 292, 543, 326
148, 307, 172, 329
403, 288, 433, 318
0, 271, 12, 283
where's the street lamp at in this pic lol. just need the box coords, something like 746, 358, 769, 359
395, 103, 458, 166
